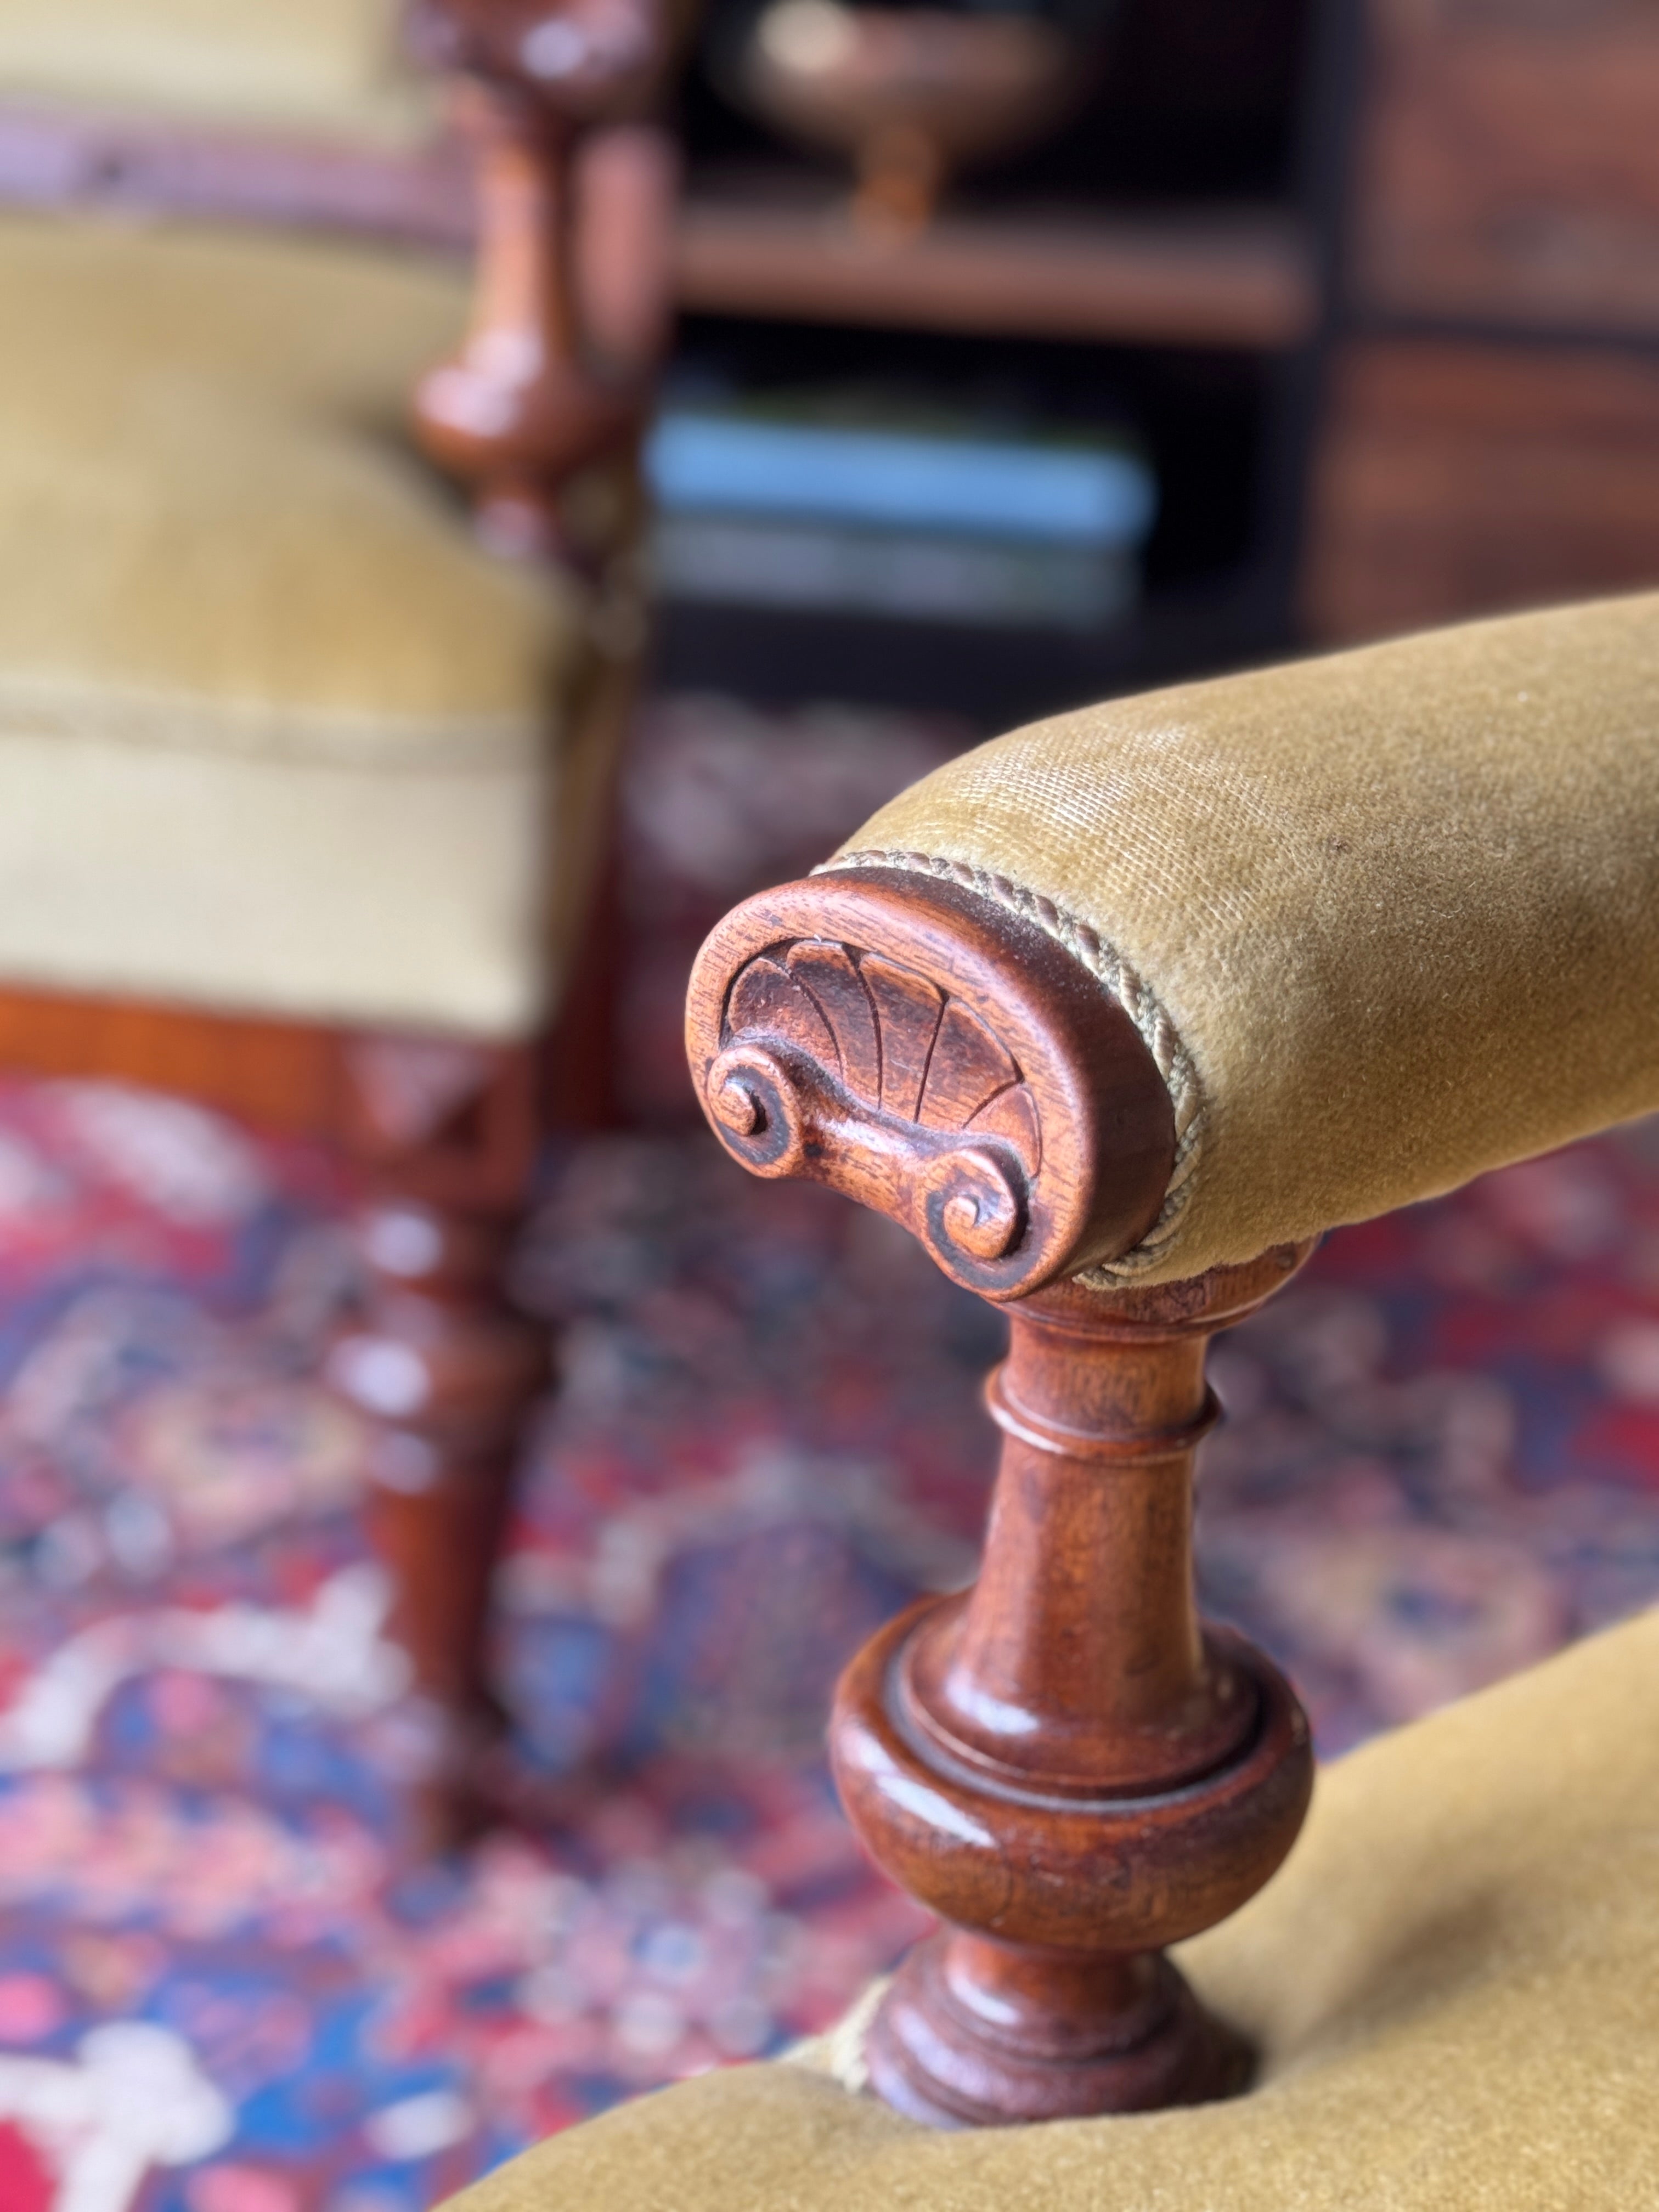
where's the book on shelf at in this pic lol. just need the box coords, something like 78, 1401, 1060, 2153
644, 402, 1157, 630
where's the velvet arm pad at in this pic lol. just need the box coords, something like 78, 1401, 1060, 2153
825, 594, 1659, 1283
437, 1606, 1659, 2212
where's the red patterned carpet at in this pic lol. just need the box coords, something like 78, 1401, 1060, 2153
0, 698, 1657, 2210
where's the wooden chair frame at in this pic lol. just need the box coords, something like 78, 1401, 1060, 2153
0, 0, 673, 1844
687, 866, 1317, 2126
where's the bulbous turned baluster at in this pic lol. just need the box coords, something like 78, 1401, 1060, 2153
406, 0, 670, 558
328, 1195, 549, 1846
685, 867, 1319, 2126
833, 1257, 1315, 2126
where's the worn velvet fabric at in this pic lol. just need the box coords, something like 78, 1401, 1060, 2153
438, 1606, 1659, 2211
827, 595, 1659, 1284
0, 0, 433, 142
0, 211, 618, 1037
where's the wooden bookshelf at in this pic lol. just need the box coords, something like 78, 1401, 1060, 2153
674, 188, 1317, 350
0, 110, 1313, 355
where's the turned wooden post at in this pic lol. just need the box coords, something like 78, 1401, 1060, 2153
686, 868, 1316, 2126
330, 1200, 547, 1808
407, 0, 670, 558
329, 1039, 550, 1846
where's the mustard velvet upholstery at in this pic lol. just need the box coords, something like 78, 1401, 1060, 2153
829, 594, 1659, 1286
438, 1606, 1659, 2211
0, 0, 433, 144
0, 210, 616, 1039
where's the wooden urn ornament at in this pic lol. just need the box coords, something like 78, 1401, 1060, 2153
730, 0, 1088, 237
686, 868, 1315, 2127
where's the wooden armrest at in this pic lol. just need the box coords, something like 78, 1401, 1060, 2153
685, 603, 1659, 2125
686, 867, 1176, 1299
687, 862, 1312, 2125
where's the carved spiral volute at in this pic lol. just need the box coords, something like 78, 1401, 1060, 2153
705, 935, 1047, 1288
686, 870, 1176, 1299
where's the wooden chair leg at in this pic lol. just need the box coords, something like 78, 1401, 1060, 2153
328, 1193, 549, 1847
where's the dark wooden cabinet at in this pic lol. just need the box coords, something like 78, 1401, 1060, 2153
1305, 0, 1659, 645
1304, 340, 1659, 642
1350, 0, 1659, 337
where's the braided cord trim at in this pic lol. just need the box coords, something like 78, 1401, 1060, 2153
780, 1974, 888, 2097
819, 849, 1203, 1283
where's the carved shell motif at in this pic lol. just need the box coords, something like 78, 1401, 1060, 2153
706, 938, 1043, 1290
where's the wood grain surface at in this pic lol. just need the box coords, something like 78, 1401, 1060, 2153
1352, 0, 1659, 335
1304, 337, 1659, 644
688, 867, 1318, 2124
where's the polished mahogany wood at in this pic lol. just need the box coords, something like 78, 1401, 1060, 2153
0, 985, 537, 1199
0, 985, 342, 1135
839, 1256, 1314, 2125
332, 1039, 550, 1847
408, 0, 672, 558
0, 9, 678, 564
688, 867, 1316, 2125
686, 868, 1176, 1299
330, 1194, 549, 1844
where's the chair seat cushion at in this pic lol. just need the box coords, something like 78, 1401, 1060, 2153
440, 1605, 1659, 2211
0, 211, 619, 1039
0, 0, 433, 144
829, 595, 1659, 1285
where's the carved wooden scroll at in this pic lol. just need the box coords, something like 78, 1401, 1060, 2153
687, 864, 1318, 2129
686, 868, 1176, 1297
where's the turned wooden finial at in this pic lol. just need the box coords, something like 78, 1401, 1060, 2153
407, 0, 670, 558
686, 867, 1316, 2126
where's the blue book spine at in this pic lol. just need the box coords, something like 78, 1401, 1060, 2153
645, 414, 1158, 549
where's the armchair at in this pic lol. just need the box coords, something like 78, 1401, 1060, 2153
442, 592, 1659, 2198
0, 0, 675, 1842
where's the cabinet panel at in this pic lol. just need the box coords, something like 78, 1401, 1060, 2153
1353, 0, 1659, 334
1304, 338, 1659, 643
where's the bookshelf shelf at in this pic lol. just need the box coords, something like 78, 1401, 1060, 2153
674, 184, 1317, 350
0, 114, 1314, 354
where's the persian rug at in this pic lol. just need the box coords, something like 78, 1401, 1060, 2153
1, 699, 1657, 2211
